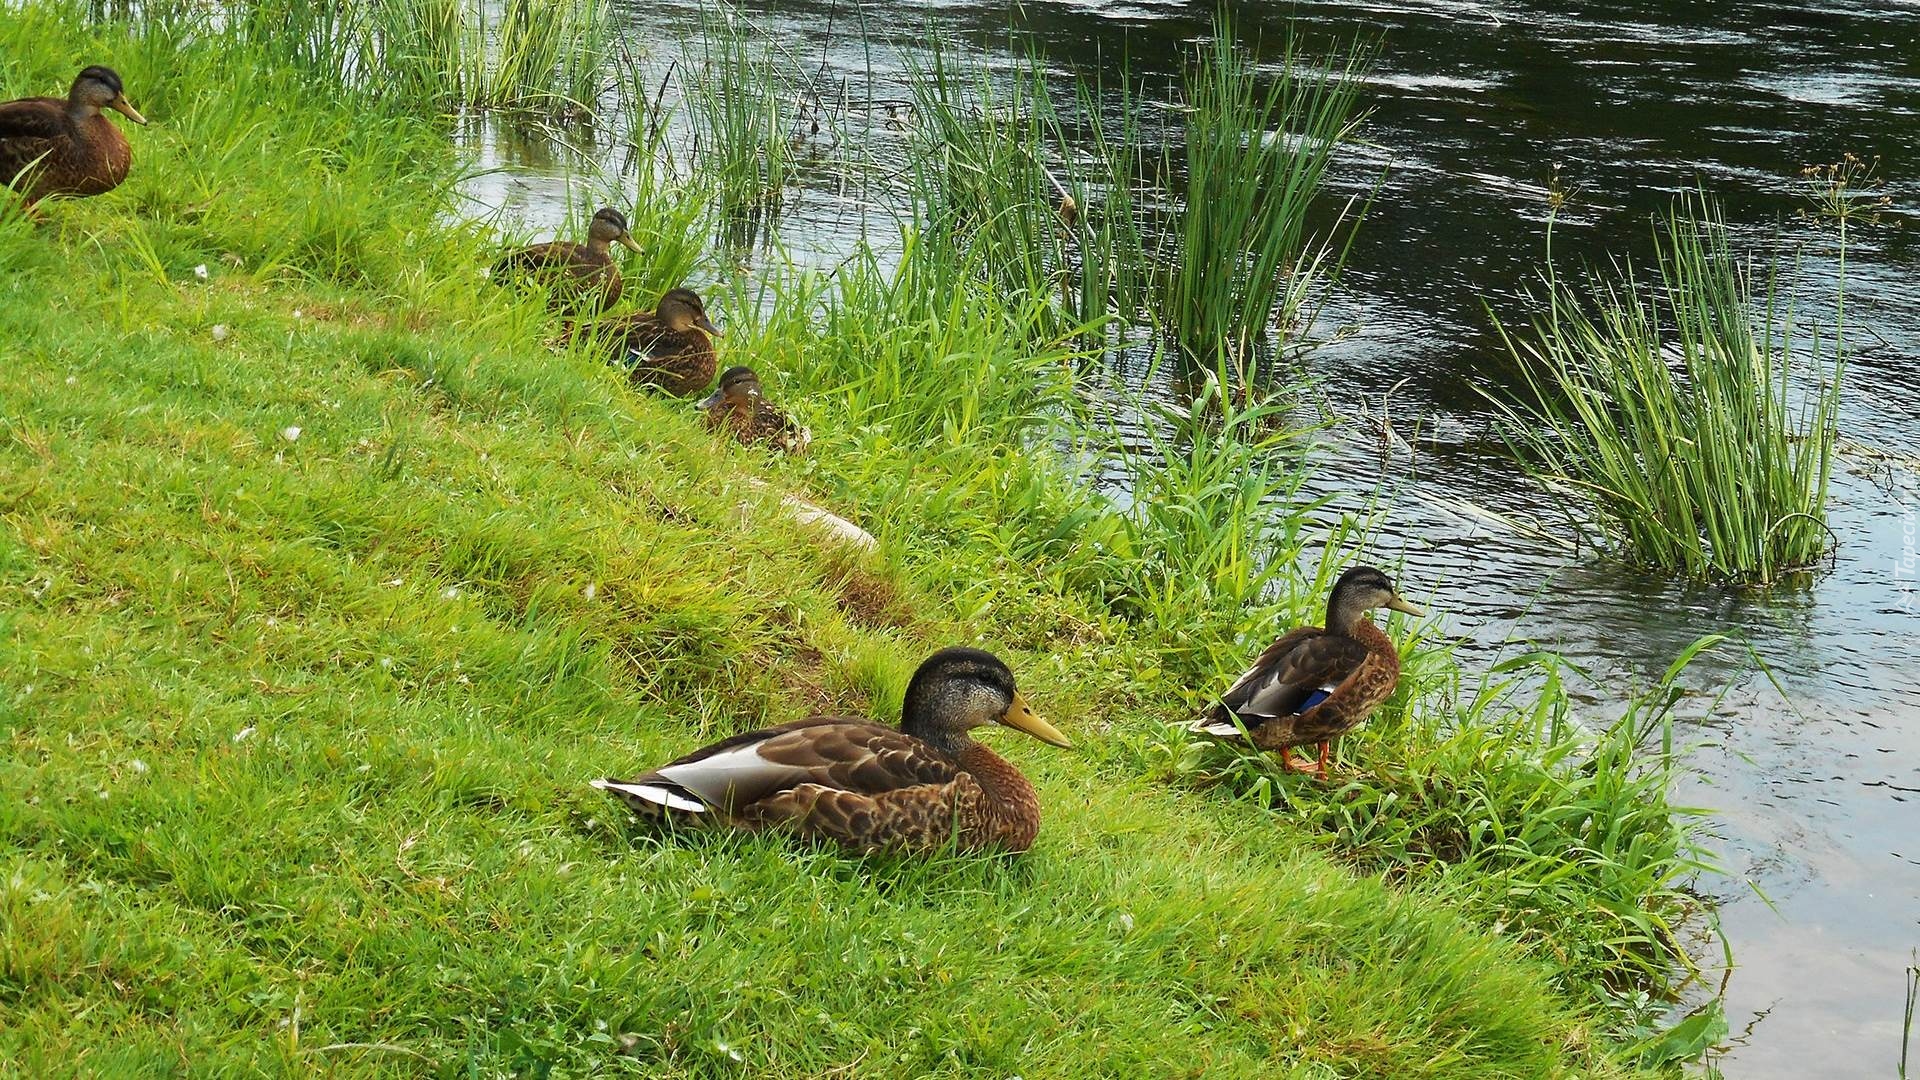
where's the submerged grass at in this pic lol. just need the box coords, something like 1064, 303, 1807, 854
0, 6, 1717, 1076
1487, 192, 1843, 583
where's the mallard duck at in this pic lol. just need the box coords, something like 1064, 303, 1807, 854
592, 647, 1071, 854
0, 66, 146, 208
578, 287, 721, 396
699, 365, 811, 454
1188, 565, 1423, 777
491, 207, 643, 313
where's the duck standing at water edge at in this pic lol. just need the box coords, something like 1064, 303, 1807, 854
1189, 565, 1424, 777
1, 66, 146, 208
592, 647, 1071, 854
700, 365, 811, 454
491, 207, 643, 314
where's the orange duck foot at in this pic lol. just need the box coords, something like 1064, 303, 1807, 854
1279, 742, 1333, 779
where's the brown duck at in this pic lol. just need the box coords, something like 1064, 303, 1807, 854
492, 207, 643, 313
699, 365, 811, 454
577, 287, 721, 396
0, 66, 146, 207
592, 647, 1072, 854
1188, 565, 1423, 777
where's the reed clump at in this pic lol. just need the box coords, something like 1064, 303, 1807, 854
1158, 19, 1370, 369
684, 10, 802, 244
1487, 191, 1843, 584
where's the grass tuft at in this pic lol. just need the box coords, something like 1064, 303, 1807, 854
1485, 191, 1844, 583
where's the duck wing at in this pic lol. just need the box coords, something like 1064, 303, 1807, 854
492, 240, 582, 280
1190, 626, 1369, 735
593, 717, 963, 819
0, 98, 65, 183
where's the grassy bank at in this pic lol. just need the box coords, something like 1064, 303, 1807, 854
3, 7, 1704, 1077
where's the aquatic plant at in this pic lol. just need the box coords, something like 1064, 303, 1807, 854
484, 0, 611, 118
1903, 957, 1917, 1079
1157, 17, 1370, 369
684, 8, 802, 246
1487, 191, 1843, 583
903, 40, 1072, 330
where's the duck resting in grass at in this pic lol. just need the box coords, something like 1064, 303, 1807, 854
491, 206, 643, 314
1188, 565, 1423, 777
592, 647, 1071, 854
574, 287, 722, 396
0, 66, 146, 209
699, 365, 811, 454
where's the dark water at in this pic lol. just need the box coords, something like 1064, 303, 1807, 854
470, 2, 1920, 1072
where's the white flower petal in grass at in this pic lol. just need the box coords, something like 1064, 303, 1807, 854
280, 425, 301, 442
210, 324, 229, 342
583, 582, 597, 600
232, 726, 256, 744
129, 759, 148, 774
193, 264, 208, 280
442, 586, 460, 600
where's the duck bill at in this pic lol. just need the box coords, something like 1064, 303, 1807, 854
1000, 691, 1071, 748
618, 233, 645, 253
1387, 596, 1426, 617
110, 97, 148, 125
695, 314, 722, 336
695, 389, 723, 409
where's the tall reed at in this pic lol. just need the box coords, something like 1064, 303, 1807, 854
1159, 17, 1369, 368
903, 42, 1071, 327
685, 10, 800, 245
1487, 191, 1843, 583
486, 0, 611, 118
368, 0, 481, 109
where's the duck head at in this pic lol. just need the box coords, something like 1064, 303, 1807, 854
1325, 565, 1425, 633
697, 365, 762, 410
71, 66, 145, 125
657, 287, 721, 336
899, 647, 1071, 753
588, 207, 645, 253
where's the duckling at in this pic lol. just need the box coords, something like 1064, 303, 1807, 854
492, 207, 643, 314
593, 647, 1071, 854
0, 66, 146, 208
699, 365, 811, 454
1189, 565, 1424, 777
576, 287, 721, 396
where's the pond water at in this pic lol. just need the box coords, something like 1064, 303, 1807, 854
467, 1, 1920, 1072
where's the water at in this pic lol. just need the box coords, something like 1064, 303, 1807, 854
467, 1, 1920, 1071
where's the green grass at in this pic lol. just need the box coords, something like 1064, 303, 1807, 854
1486, 192, 1843, 583
0, 8, 1714, 1076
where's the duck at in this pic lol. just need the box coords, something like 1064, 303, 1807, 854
592, 647, 1071, 854
576, 287, 721, 396
0, 66, 146, 208
491, 206, 643, 314
699, 365, 811, 454
1188, 565, 1423, 777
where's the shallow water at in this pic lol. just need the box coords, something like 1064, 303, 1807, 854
467, 1, 1920, 1071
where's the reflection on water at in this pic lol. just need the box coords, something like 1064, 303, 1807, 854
463, 1, 1920, 1072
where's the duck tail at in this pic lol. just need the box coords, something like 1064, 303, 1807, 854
1185, 702, 1247, 739
590, 776, 710, 818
